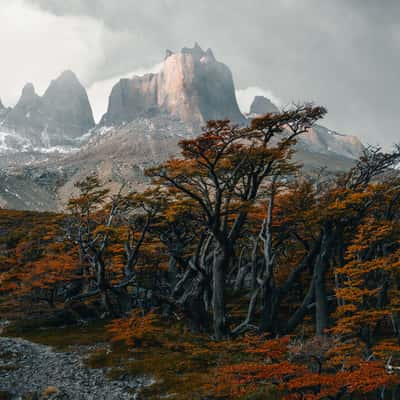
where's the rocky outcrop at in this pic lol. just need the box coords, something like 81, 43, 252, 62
40, 70, 95, 143
0, 43, 367, 211
101, 74, 158, 126
300, 124, 364, 160
249, 95, 279, 115
101, 43, 246, 130
2, 71, 95, 148
0, 337, 151, 399
248, 95, 363, 159
3, 83, 44, 147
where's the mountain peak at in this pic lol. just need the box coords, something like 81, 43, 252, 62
250, 96, 279, 115
22, 82, 36, 93
57, 70, 80, 83
45, 70, 85, 95
102, 43, 245, 128
20, 83, 37, 99
2, 71, 94, 148
181, 42, 207, 59
41, 70, 95, 141
15, 83, 40, 109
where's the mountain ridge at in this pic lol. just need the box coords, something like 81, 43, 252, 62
0, 70, 95, 149
100, 43, 245, 129
0, 43, 364, 211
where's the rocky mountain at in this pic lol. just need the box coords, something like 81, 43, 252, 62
249, 96, 279, 116
101, 43, 245, 129
0, 44, 365, 211
0, 71, 94, 150
248, 95, 364, 160
299, 124, 364, 160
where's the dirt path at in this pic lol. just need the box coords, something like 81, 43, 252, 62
0, 337, 150, 399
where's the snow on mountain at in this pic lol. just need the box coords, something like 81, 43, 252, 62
0, 44, 366, 211
246, 95, 364, 160
0, 130, 80, 155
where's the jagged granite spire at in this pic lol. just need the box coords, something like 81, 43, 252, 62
15, 83, 40, 109
42, 70, 95, 137
2, 71, 95, 147
101, 43, 246, 129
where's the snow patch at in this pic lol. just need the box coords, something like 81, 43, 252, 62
0, 130, 79, 155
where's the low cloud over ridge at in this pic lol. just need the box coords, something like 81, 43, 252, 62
2, 0, 400, 147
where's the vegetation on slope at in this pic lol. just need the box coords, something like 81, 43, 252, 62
2, 106, 400, 399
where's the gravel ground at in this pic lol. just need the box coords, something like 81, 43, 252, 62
0, 337, 151, 400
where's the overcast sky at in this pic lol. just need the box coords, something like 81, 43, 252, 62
0, 0, 399, 147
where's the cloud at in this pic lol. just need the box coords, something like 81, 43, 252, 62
0, 0, 128, 106
4, 0, 400, 148
87, 62, 163, 122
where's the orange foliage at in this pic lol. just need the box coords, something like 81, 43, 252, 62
107, 310, 163, 347
210, 335, 398, 399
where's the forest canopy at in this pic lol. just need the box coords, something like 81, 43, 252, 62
2, 106, 400, 399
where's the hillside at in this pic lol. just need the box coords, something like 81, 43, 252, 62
1, 112, 399, 399
0, 44, 364, 211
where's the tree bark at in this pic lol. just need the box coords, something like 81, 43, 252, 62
168, 256, 179, 290
212, 251, 229, 339
315, 224, 334, 336
259, 282, 280, 333
285, 276, 315, 333
176, 268, 209, 333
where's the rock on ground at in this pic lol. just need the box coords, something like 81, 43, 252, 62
0, 337, 150, 400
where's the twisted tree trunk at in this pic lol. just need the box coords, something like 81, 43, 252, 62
212, 250, 229, 339
315, 224, 334, 336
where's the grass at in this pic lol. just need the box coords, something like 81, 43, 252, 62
1, 295, 268, 399
85, 321, 232, 399
5, 320, 108, 351
4, 318, 244, 399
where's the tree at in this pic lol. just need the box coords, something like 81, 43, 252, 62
149, 105, 327, 338
210, 335, 398, 399
66, 175, 160, 315
0, 210, 77, 312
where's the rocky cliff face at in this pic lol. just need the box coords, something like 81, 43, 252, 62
0, 44, 367, 211
3, 83, 45, 148
41, 70, 95, 143
1, 71, 95, 149
101, 74, 158, 126
101, 43, 245, 130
